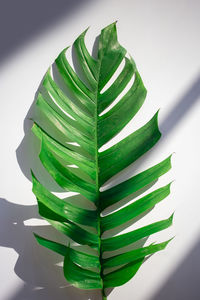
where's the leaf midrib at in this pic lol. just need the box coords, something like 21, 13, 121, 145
94, 50, 105, 292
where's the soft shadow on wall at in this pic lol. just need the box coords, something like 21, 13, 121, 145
0, 0, 92, 64
150, 73, 200, 300
160, 74, 200, 138
0, 198, 102, 300
150, 237, 200, 300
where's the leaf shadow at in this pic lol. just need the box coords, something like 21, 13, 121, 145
0, 197, 101, 300
16, 73, 63, 192
92, 35, 100, 59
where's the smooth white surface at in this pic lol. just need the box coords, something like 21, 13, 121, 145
0, 0, 200, 299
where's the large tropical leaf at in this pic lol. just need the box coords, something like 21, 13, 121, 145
31, 22, 173, 299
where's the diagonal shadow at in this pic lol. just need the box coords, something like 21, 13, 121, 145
146, 74, 200, 300
160, 74, 200, 138
150, 238, 200, 300
0, 0, 92, 65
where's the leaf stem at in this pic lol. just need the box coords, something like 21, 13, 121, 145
101, 288, 107, 300
95, 59, 105, 297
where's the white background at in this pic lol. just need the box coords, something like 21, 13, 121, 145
0, 0, 200, 299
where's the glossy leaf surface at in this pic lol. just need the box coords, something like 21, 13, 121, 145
31, 22, 173, 299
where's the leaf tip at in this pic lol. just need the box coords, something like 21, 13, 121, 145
56, 46, 71, 61
102, 21, 118, 34
155, 108, 161, 121
151, 110, 162, 139
169, 180, 175, 189
30, 169, 36, 180
170, 212, 175, 223
75, 26, 90, 43
162, 237, 175, 249
33, 232, 40, 244
168, 152, 174, 160
168, 236, 175, 243
84, 26, 90, 34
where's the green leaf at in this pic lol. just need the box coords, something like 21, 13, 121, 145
74, 28, 98, 89
55, 47, 95, 114
35, 93, 94, 154
31, 22, 174, 298
34, 233, 100, 268
103, 258, 144, 288
43, 68, 93, 126
39, 138, 96, 202
102, 214, 174, 252
99, 111, 161, 185
63, 247, 103, 289
103, 239, 172, 268
34, 233, 68, 256
47, 218, 99, 249
100, 155, 172, 210
97, 57, 136, 113
101, 183, 171, 232
32, 123, 96, 180
32, 171, 98, 227
97, 68, 146, 147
